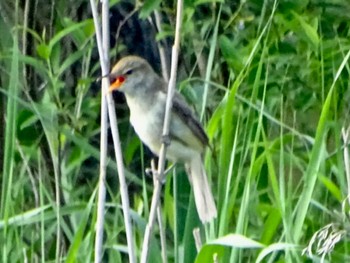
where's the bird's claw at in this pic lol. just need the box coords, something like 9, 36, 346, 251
145, 169, 166, 184
145, 160, 175, 184
155, 171, 166, 184
145, 167, 153, 176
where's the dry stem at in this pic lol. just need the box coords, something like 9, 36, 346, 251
90, 0, 135, 262
140, 0, 184, 262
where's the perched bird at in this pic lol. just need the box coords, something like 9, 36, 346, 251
109, 56, 217, 223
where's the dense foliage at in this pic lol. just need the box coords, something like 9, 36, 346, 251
1, 0, 350, 262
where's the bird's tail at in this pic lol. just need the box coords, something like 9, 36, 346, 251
186, 154, 217, 223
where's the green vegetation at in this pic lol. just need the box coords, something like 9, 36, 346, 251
1, 0, 350, 262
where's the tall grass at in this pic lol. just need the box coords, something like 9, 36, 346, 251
1, 0, 350, 262
1, 22, 20, 263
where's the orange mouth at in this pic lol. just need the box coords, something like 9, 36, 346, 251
109, 76, 125, 92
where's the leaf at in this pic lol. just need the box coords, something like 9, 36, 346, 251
18, 54, 49, 79
0, 205, 51, 228
66, 190, 97, 263
256, 243, 298, 263
195, 234, 265, 263
207, 100, 225, 140
48, 19, 94, 51
291, 11, 319, 50
61, 18, 95, 46
36, 43, 51, 59
155, 30, 174, 42
319, 175, 342, 202
17, 109, 41, 146
208, 234, 265, 248
293, 48, 350, 243
260, 207, 282, 244
58, 48, 86, 77
1, 37, 20, 224
18, 110, 39, 130
195, 244, 226, 263
139, 0, 161, 19
194, 0, 224, 5
219, 35, 244, 71
123, 136, 141, 165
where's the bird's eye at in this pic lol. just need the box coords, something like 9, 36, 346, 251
125, 69, 133, 75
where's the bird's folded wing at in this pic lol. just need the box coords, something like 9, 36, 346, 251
170, 93, 209, 151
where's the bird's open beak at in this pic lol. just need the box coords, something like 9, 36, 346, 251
109, 75, 125, 92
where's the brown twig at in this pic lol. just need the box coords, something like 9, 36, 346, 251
114, 7, 138, 60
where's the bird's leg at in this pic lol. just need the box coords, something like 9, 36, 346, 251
144, 159, 164, 184
145, 159, 159, 177
145, 167, 153, 177
145, 159, 175, 184
164, 164, 175, 175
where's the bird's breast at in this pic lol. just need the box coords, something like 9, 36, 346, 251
126, 94, 165, 155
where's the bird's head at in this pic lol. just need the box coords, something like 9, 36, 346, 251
109, 56, 157, 96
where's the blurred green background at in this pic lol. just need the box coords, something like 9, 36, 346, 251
1, 0, 350, 262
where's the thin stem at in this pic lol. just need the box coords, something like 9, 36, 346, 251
200, 5, 221, 121
157, 203, 168, 263
151, 160, 168, 263
342, 127, 350, 197
154, 10, 169, 81
114, 8, 138, 61
140, 0, 184, 262
90, 2, 108, 262
90, 0, 136, 262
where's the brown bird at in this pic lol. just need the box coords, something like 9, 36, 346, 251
109, 56, 217, 223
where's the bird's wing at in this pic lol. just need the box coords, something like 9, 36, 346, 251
170, 92, 209, 151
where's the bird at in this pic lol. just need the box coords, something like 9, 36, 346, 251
108, 55, 217, 223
